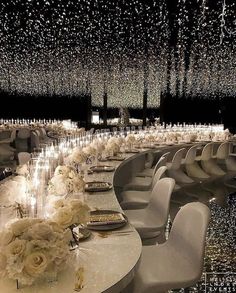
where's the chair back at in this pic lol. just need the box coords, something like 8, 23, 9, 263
17, 128, 31, 139
35, 129, 42, 138
30, 131, 40, 150
168, 202, 210, 279
148, 177, 175, 223
40, 128, 47, 138
145, 152, 155, 169
151, 166, 167, 188
170, 148, 186, 170
184, 145, 198, 165
18, 152, 31, 165
149, 152, 170, 185
10, 129, 17, 141
201, 143, 214, 161
216, 142, 230, 159
152, 151, 170, 174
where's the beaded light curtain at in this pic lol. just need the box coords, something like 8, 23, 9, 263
0, 0, 235, 108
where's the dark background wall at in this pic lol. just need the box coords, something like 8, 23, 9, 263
0, 91, 88, 127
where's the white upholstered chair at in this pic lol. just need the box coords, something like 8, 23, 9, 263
15, 128, 31, 152
200, 142, 226, 176
136, 151, 165, 177
18, 152, 31, 165
125, 202, 210, 293
124, 177, 175, 240
123, 152, 170, 191
167, 148, 194, 184
121, 166, 167, 210
185, 144, 210, 179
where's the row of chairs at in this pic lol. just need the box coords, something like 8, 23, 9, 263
0, 128, 55, 168
120, 141, 236, 292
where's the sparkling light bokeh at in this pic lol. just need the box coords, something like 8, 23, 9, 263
0, 0, 235, 108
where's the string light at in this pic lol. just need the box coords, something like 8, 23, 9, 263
0, 0, 235, 107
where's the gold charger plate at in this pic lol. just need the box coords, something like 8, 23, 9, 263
86, 210, 128, 231
124, 149, 140, 153
85, 181, 113, 192
89, 165, 115, 172
107, 155, 125, 161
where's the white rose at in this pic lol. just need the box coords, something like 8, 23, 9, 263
70, 201, 90, 224
6, 239, 26, 257
0, 181, 18, 205
24, 252, 48, 277
12, 175, 27, 184
54, 165, 69, 177
83, 145, 96, 156
49, 175, 67, 196
53, 206, 74, 228
0, 229, 14, 246
72, 149, 87, 163
47, 221, 64, 233
11, 218, 42, 236
16, 165, 29, 177
76, 204, 90, 224
53, 199, 66, 209
27, 223, 53, 240
51, 240, 70, 266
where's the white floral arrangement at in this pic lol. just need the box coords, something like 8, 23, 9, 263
64, 147, 88, 166
16, 164, 29, 177
48, 166, 85, 196
52, 198, 90, 229
82, 145, 97, 157
0, 218, 72, 286
105, 142, 120, 155
0, 176, 28, 206
90, 139, 105, 155
125, 134, 136, 144
145, 134, 156, 142
105, 137, 121, 155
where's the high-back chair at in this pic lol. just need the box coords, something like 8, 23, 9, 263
136, 151, 169, 177
167, 148, 194, 184
30, 131, 40, 152
127, 202, 210, 293
121, 166, 167, 210
18, 152, 31, 165
124, 177, 175, 241
201, 142, 225, 176
224, 142, 236, 171
15, 128, 31, 152
184, 144, 210, 179
123, 152, 170, 191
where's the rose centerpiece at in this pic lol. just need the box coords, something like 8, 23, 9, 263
51, 198, 90, 248
64, 148, 88, 173
47, 165, 85, 197
104, 137, 121, 157
0, 175, 30, 222
0, 218, 72, 288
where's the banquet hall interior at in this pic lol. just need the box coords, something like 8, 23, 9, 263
0, 0, 235, 292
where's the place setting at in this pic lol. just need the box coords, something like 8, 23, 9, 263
85, 209, 130, 238
89, 165, 115, 172
99, 154, 125, 162
84, 181, 113, 192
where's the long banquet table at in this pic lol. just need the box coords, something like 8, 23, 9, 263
0, 143, 201, 293
0, 153, 142, 293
